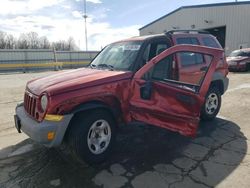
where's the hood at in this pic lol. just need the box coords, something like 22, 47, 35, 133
27, 68, 133, 96
227, 56, 249, 62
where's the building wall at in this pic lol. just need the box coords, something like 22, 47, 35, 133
140, 3, 250, 55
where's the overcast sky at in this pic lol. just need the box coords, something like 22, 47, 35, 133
0, 0, 248, 50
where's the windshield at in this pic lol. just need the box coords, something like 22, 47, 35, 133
90, 41, 142, 71
229, 50, 250, 57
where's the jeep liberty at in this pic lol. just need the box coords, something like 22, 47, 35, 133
14, 30, 229, 164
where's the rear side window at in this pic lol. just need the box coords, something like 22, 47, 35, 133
178, 52, 204, 67
176, 37, 199, 45
176, 37, 204, 67
202, 37, 220, 48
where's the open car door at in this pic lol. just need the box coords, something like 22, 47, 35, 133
129, 45, 224, 137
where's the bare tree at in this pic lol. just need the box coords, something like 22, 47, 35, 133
5, 34, 16, 49
67, 37, 78, 51
0, 31, 7, 49
17, 33, 29, 49
39, 36, 50, 49
0, 30, 80, 51
27, 32, 39, 49
52, 40, 73, 51
17, 32, 40, 49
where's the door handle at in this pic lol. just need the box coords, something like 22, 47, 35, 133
200, 66, 208, 71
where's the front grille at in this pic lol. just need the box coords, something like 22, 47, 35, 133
24, 92, 37, 118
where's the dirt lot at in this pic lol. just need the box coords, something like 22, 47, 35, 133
0, 71, 250, 188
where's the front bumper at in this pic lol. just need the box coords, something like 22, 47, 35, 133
15, 103, 73, 147
222, 77, 229, 94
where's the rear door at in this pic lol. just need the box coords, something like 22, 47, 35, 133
129, 45, 223, 137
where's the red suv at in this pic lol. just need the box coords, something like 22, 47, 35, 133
14, 30, 229, 164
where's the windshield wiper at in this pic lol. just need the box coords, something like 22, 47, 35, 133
97, 64, 114, 70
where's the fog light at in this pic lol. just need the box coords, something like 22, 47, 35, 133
47, 132, 55, 140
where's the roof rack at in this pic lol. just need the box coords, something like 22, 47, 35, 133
166, 30, 210, 35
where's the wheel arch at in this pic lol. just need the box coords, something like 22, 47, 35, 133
72, 100, 120, 116
211, 72, 225, 95
63, 99, 122, 142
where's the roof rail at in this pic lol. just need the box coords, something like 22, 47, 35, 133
166, 30, 210, 35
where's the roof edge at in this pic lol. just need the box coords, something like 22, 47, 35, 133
139, 1, 250, 30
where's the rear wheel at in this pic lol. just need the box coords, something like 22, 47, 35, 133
66, 109, 116, 164
201, 87, 221, 121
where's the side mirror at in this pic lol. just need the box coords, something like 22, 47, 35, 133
140, 81, 152, 100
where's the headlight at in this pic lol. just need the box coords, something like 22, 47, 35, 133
228, 61, 237, 65
239, 62, 247, 65
40, 94, 48, 112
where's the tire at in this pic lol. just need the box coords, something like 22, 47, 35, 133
66, 109, 116, 164
200, 87, 221, 121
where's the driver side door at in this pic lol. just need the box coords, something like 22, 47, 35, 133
129, 45, 223, 137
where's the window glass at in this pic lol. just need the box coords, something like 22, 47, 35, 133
142, 44, 150, 62
176, 37, 204, 67
143, 42, 170, 63
151, 55, 173, 81
144, 52, 213, 92
176, 37, 199, 45
156, 44, 168, 55
178, 52, 204, 67
91, 41, 142, 71
202, 37, 220, 48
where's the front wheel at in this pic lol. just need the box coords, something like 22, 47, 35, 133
200, 87, 221, 121
67, 109, 116, 164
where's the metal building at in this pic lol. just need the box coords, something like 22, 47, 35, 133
139, 1, 250, 55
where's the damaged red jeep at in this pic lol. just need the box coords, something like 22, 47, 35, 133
14, 30, 229, 164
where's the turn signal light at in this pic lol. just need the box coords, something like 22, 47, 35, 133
47, 132, 55, 140
44, 114, 64, 121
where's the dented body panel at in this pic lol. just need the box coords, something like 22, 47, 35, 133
130, 45, 223, 136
